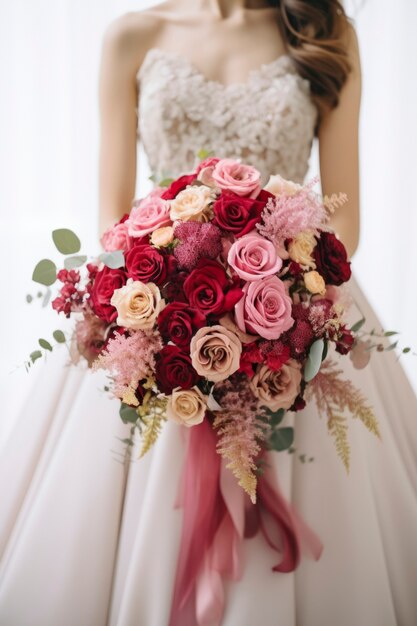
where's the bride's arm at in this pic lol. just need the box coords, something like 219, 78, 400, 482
317, 24, 362, 259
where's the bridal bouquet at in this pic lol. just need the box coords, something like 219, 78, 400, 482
29, 156, 381, 502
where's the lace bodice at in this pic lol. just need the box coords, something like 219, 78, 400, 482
136, 47, 318, 184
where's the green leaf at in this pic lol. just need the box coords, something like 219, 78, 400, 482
197, 148, 211, 160
98, 250, 125, 269
350, 317, 365, 333
64, 255, 87, 270
39, 338, 53, 351
42, 288, 52, 308
384, 330, 398, 337
52, 228, 81, 254
30, 350, 42, 363
269, 427, 294, 452
403, 347, 411, 354
53, 330, 66, 344
263, 407, 285, 427
385, 340, 398, 351
304, 339, 325, 382
321, 339, 328, 362
119, 403, 139, 424
26, 294, 33, 303
32, 259, 57, 286
158, 177, 174, 187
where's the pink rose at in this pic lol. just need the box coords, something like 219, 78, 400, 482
235, 276, 294, 340
228, 232, 282, 281
127, 195, 171, 238
196, 157, 221, 187
100, 215, 131, 252
251, 360, 302, 411
212, 159, 261, 197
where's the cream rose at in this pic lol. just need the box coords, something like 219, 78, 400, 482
170, 185, 214, 222
110, 278, 163, 330
251, 360, 302, 411
264, 174, 302, 197
288, 231, 317, 268
304, 270, 326, 295
190, 325, 242, 382
166, 386, 208, 427
151, 226, 174, 248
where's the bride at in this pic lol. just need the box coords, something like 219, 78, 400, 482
1, 1, 417, 625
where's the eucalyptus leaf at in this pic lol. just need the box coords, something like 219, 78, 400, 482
30, 350, 42, 363
53, 330, 66, 344
98, 250, 125, 269
32, 259, 57, 286
52, 228, 81, 254
26, 294, 33, 303
384, 330, 398, 337
39, 338, 53, 351
321, 339, 328, 362
264, 407, 285, 427
64, 255, 87, 270
304, 338, 325, 382
350, 317, 365, 333
119, 403, 139, 424
403, 347, 411, 353
385, 341, 398, 351
269, 427, 294, 452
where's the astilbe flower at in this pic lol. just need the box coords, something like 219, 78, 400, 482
93, 329, 163, 403
256, 179, 328, 248
174, 221, 222, 270
212, 374, 268, 503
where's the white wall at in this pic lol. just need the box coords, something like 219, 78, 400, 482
0, 0, 416, 442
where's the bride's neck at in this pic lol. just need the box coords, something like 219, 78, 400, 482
178, 0, 273, 19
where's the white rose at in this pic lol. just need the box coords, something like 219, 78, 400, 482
166, 386, 208, 426
264, 174, 302, 197
110, 278, 163, 330
169, 185, 214, 222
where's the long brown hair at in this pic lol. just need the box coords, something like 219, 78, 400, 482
268, 0, 353, 118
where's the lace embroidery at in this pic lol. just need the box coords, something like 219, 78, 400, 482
136, 47, 318, 184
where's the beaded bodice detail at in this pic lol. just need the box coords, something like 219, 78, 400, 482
136, 47, 318, 184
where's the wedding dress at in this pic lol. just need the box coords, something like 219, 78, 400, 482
1, 47, 417, 626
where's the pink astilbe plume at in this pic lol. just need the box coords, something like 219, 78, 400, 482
174, 221, 222, 270
257, 178, 328, 247
93, 329, 163, 400
212, 375, 268, 502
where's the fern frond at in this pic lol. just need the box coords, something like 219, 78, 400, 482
138, 395, 167, 458
323, 192, 348, 214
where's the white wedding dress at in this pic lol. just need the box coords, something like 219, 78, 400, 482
1, 47, 417, 626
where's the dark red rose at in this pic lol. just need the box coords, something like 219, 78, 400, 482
212, 189, 274, 237
125, 243, 172, 285
162, 269, 188, 303
313, 232, 351, 286
155, 345, 199, 394
335, 326, 355, 355
183, 258, 243, 318
161, 174, 196, 200
157, 302, 206, 348
89, 266, 126, 322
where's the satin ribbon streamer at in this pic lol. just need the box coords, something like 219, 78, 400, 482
169, 420, 323, 626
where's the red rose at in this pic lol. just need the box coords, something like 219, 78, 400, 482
183, 258, 243, 318
313, 232, 351, 286
212, 189, 274, 237
157, 302, 206, 348
155, 345, 199, 394
161, 174, 196, 200
125, 243, 175, 285
89, 266, 126, 322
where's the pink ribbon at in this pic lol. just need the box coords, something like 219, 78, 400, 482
169, 420, 323, 626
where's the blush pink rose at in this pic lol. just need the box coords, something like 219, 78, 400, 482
127, 195, 171, 238
228, 232, 282, 281
251, 360, 302, 411
100, 219, 131, 252
212, 159, 261, 198
235, 275, 294, 340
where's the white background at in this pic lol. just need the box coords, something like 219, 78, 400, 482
0, 0, 416, 442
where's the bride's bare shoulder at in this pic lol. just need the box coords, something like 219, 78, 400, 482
102, 3, 179, 69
